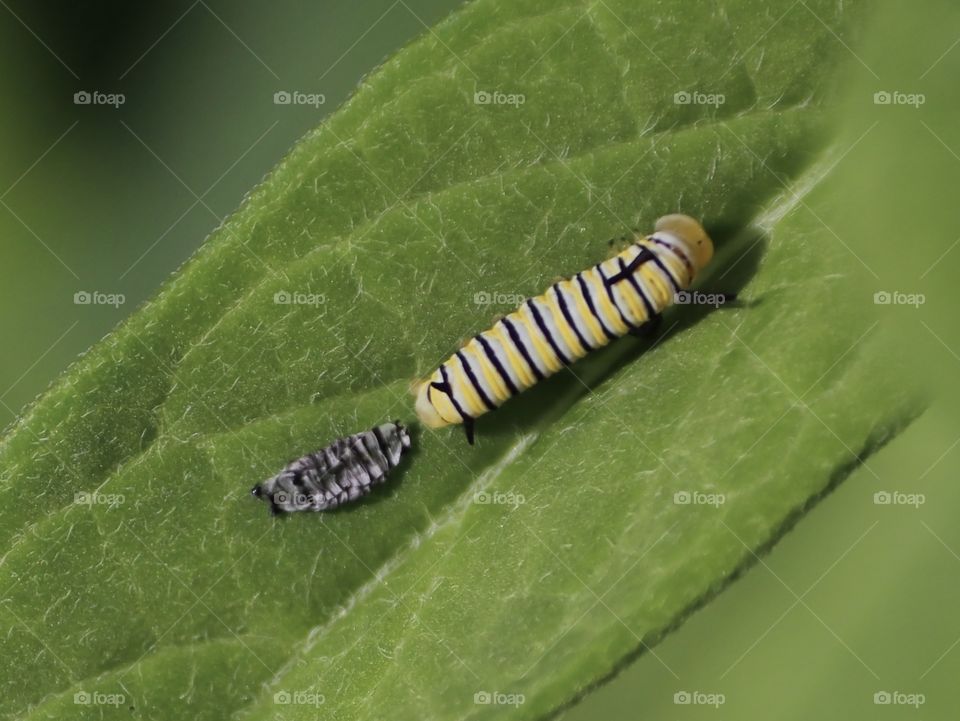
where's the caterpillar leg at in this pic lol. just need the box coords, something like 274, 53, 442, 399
606, 230, 640, 256
629, 314, 662, 338
463, 416, 476, 445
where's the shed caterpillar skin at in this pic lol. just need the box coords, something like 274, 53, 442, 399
415, 215, 715, 443
251, 422, 412, 515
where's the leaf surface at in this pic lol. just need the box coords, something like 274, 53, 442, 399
0, 1, 917, 719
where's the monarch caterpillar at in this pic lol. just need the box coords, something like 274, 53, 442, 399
251, 422, 412, 515
415, 215, 716, 443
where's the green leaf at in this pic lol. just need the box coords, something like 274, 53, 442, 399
0, 0, 919, 719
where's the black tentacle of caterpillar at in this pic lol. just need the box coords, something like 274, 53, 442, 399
251, 422, 412, 515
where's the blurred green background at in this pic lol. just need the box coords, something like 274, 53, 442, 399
1, 1, 957, 719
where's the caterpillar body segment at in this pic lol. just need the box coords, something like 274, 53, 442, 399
415, 215, 714, 442
251, 422, 412, 514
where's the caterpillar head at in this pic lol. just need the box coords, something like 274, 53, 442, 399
654, 214, 713, 271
